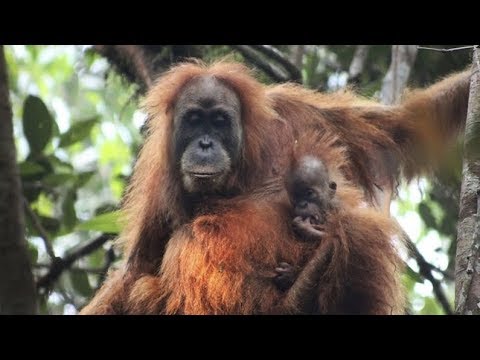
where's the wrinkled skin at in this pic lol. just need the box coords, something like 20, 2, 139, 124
172, 76, 243, 194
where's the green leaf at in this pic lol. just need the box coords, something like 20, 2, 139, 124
76, 211, 122, 234
406, 265, 423, 283
45, 155, 74, 171
62, 189, 77, 231
70, 270, 92, 297
76, 171, 95, 187
421, 297, 444, 315
43, 173, 76, 187
28, 243, 38, 264
39, 215, 61, 235
94, 203, 117, 216
58, 117, 98, 148
19, 161, 46, 177
51, 116, 60, 138
87, 248, 105, 268
22, 95, 54, 154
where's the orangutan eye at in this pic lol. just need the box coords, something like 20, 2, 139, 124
306, 189, 315, 198
212, 112, 230, 127
329, 182, 337, 191
186, 111, 202, 125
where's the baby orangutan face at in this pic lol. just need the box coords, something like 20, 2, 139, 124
273, 155, 338, 292
287, 155, 337, 241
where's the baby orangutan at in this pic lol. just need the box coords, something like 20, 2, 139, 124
289, 155, 337, 241
123, 132, 404, 314
274, 155, 337, 291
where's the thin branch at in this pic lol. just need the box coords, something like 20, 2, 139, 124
348, 45, 370, 84
417, 45, 477, 53
403, 229, 453, 315
37, 234, 114, 290
250, 45, 302, 82
231, 45, 290, 83
34, 263, 105, 274
94, 245, 116, 293
428, 262, 455, 282
23, 197, 56, 261
57, 287, 80, 311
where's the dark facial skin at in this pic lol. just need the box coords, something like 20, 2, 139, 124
274, 156, 336, 291
287, 155, 336, 240
172, 76, 243, 194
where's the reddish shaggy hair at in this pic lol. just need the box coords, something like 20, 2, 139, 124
126, 131, 406, 314
81, 60, 469, 315
121, 61, 292, 271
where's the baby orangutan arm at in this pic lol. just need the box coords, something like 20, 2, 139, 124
271, 240, 334, 314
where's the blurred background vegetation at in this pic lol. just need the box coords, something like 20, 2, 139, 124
4, 45, 471, 314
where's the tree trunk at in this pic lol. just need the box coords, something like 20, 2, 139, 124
380, 45, 418, 105
378, 45, 419, 215
291, 45, 305, 70
348, 45, 370, 84
0, 45, 38, 314
455, 48, 480, 315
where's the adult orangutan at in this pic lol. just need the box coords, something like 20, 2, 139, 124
80, 60, 470, 315
125, 132, 405, 314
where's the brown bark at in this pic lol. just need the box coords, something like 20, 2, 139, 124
455, 48, 480, 314
0, 45, 37, 314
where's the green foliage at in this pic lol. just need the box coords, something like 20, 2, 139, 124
76, 211, 122, 234
6, 45, 138, 314
27, 242, 38, 264
70, 271, 93, 298
62, 189, 77, 231
22, 95, 54, 154
405, 265, 423, 284
19, 161, 46, 176
58, 117, 98, 148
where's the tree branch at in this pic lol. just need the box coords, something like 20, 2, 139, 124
37, 234, 114, 290
93, 245, 116, 293
250, 45, 302, 82
35, 263, 106, 274
230, 45, 291, 83
23, 197, 56, 261
404, 229, 453, 315
0, 45, 38, 314
57, 286, 80, 311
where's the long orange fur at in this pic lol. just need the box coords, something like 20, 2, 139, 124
80, 60, 469, 315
